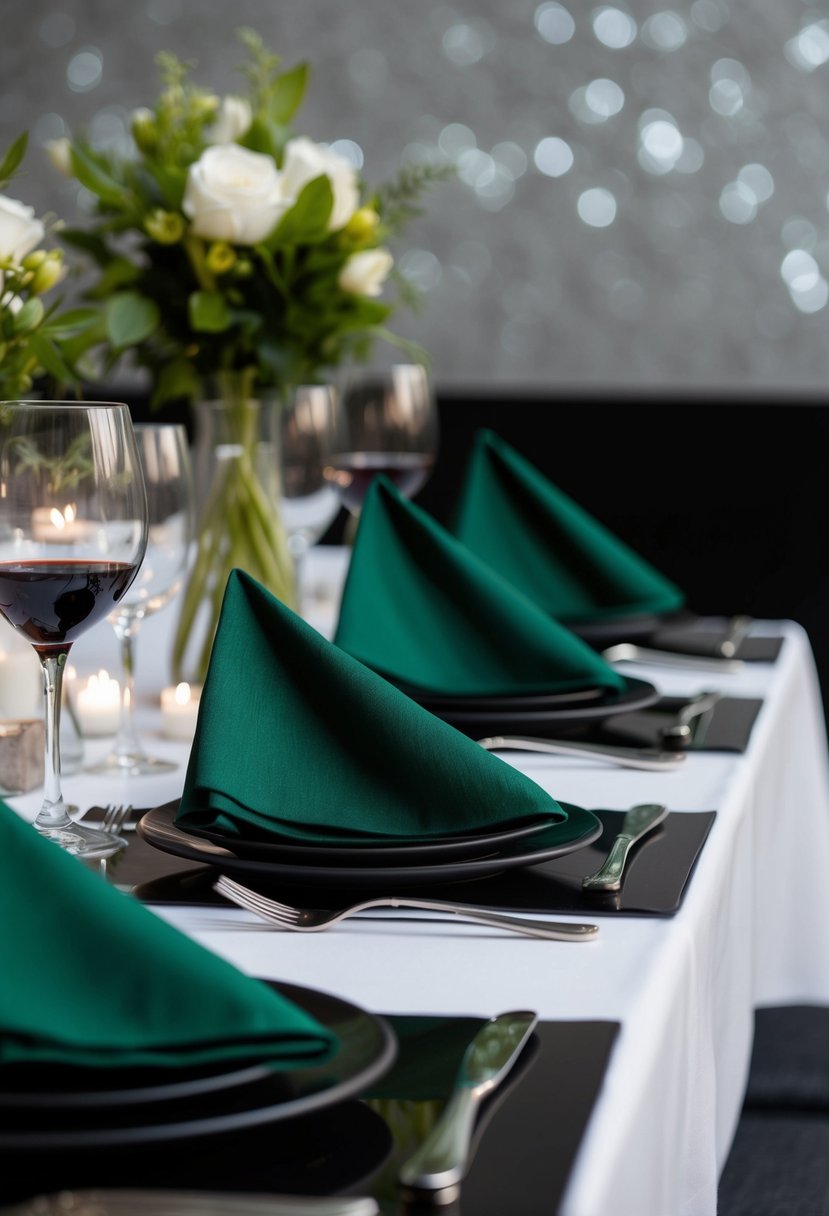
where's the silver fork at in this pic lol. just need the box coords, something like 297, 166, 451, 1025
213, 874, 598, 942
100, 803, 134, 835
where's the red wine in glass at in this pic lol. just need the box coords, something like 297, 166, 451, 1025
0, 401, 148, 859
0, 561, 139, 652
326, 451, 434, 513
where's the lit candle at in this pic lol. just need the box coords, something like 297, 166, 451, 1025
160, 682, 201, 741
76, 669, 121, 736
0, 636, 41, 720
31, 503, 98, 544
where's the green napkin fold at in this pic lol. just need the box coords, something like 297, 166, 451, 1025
177, 568, 566, 842
333, 477, 624, 698
451, 429, 685, 623
0, 801, 336, 1070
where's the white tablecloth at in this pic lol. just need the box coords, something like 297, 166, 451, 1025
9, 549, 829, 1216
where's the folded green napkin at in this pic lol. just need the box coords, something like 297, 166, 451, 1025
0, 802, 336, 1071
333, 477, 624, 698
177, 568, 566, 842
451, 429, 685, 623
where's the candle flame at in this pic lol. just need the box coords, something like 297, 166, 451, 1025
174, 682, 191, 706
49, 507, 65, 531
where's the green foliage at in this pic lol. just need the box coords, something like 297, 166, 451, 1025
49, 28, 443, 406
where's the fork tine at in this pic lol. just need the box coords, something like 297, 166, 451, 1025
214, 878, 301, 924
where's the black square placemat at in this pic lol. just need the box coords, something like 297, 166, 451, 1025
594, 695, 763, 752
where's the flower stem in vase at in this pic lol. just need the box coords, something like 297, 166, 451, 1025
172, 383, 297, 684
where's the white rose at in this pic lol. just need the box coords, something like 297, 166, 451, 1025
0, 195, 45, 263
338, 248, 394, 297
182, 144, 290, 245
281, 137, 360, 231
208, 96, 253, 144
44, 137, 73, 178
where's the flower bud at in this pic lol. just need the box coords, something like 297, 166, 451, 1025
30, 252, 65, 294
192, 92, 220, 119
342, 207, 380, 246
208, 96, 252, 144
131, 107, 158, 153
205, 241, 236, 274
21, 250, 47, 271
144, 209, 185, 244
45, 137, 73, 178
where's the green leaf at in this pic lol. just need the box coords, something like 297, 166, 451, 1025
0, 132, 28, 188
58, 228, 113, 267
86, 257, 140, 299
70, 144, 128, 208
240, 117, 281, 159
188, 290, 230, 332
27, 330, 77, 383
41, 307, 101, 337
149, 358, 199, 408
147, 162, 187, 210
105, 292, 160, 350
269, 63, 309, 123
266, 176, 333, 249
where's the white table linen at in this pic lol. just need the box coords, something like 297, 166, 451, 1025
8, 549, 829, 1216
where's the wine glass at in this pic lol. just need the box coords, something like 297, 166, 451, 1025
280, 385, 341, 593
325, 363, 439, 518
87, 424, 194, 777
0, 401, 148, 857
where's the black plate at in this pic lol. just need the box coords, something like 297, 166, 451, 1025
138, 802, 603, 888
403, 684, 607, 712
0, 982, 396, 1147
424, 676, 659, 738
182, 804, 559, 865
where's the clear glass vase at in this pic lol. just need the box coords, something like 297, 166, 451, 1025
171, 390, 297, 685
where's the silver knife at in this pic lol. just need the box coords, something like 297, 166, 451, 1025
399, 1010, 538, 1192
582, 803, 668, 892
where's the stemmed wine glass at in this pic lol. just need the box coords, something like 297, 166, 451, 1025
0, 401, 148, 857
280, 385, 341, 593
325, 363, 439, 518
87, 423, 194, 777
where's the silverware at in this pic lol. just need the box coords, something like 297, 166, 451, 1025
601, 642, 743, 674
476, 735, 686, 771
80, 803, 137, 834
398, 1010, 538, 1191
213, 875, 599, 942
658, 691, 722, 747
582, 803, 668, 892
3, 1191, 378, 1216
718, 614, 753, 658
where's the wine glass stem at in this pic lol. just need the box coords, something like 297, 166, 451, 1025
112, 616, 145, 761
35, 652, 70, 828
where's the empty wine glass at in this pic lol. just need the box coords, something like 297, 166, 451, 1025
87, 423, 194, 777
0, 401, 148, 857
280, 385, 341, 590
325, 363, 439, 517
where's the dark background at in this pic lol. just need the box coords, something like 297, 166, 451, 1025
116, 388, 829, 718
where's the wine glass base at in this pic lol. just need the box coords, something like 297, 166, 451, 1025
86, 752, 179, 778
35, 820, 126, 860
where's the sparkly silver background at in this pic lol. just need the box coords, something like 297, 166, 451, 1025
3, 0, 829, 392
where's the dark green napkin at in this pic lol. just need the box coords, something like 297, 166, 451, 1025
0, 801, 336, 1070
177, 569, 566, 842
451, 430, 685, 623
333, 477, 624, 697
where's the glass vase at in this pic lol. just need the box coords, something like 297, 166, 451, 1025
171, 391, 297, 685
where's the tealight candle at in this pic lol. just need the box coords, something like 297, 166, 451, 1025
161, 682, 201, 741
0, 633, 42, 720
31, 504, 98, 545
76, 669, 121, 737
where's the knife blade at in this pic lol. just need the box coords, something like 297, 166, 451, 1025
398, 1010, 538, 1192
581, 803, 668, 892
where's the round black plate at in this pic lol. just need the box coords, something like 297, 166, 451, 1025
0, 981, 396, 1148
568, 609, 697, 648
424, 676, 659, 738
183, 807, 558, 866
138, 802, 603, 888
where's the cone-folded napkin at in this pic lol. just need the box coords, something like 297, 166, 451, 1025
333, 477, 624, 698
451, 429, 684, 623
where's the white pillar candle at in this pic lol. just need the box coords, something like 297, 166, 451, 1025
76, 669, 121, 736
0, 634, 42, 720
161, 682, 201, 741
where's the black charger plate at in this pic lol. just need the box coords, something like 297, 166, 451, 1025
0, 981, 396, 1146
